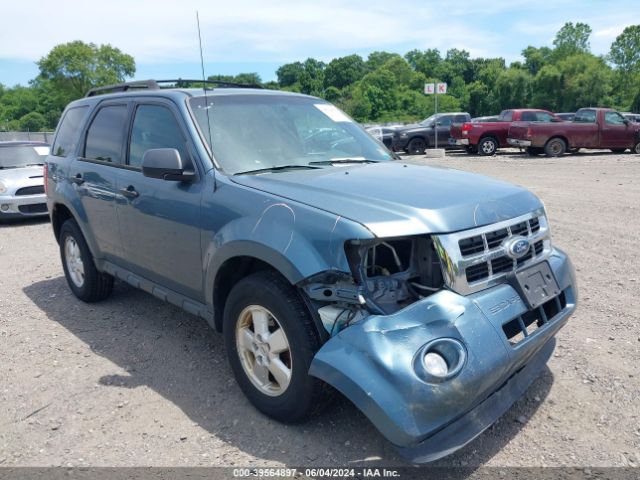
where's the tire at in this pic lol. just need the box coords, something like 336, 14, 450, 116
610, 148, 627, 154
464, 146, 477, 154
633, 141, 640, 154
59, 219, 114, 302
477, 137, 498, 156
526, 147, 543, 156
407, 137, 427, 155
223, 271, 327, 422
544, 137, 567, 157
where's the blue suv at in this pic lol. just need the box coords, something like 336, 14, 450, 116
45, 80, 577, 462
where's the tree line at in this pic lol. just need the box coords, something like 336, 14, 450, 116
1, 22, 639, 131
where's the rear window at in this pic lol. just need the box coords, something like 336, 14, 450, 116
84, 105, 128, 164
520, 112, 537, 122
52, 106, 89, 157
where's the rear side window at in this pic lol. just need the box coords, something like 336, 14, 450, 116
454, 115, 467, 123
52, 107, 89, 157
499, 110, 513, 122
128, 105, 188, 169
84, 105, 128, 164
520, 112, 536, 122
574, 109, 596, 123
437, 116, 452, 126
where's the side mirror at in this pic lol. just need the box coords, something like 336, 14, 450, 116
141, 148, 195, 182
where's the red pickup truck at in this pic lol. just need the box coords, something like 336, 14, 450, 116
449, 109, 563, 156
508, 108, 640, 156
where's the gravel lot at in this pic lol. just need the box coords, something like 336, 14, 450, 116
1, 149, 638, 468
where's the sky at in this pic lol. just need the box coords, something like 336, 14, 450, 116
0, 0, 635, 87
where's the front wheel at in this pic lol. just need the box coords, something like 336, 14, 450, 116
407, 137, 427, 155
223, 271, 327, 422
544, 137, 567, 157
59, 219, 113, 302
477, 137, 498, 156
630, 141, 640, 154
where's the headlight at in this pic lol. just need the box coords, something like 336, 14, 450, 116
400, 133, 408, 138
0, 181, 7, 194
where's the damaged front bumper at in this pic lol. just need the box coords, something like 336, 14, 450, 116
309, 248, 577, 463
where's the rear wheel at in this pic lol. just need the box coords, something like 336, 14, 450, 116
223, 271, 327, 422
59, 219, 113, 302
464, 145, 477, 154
544, 137, 567, 157
633, 141, 640, 154
407, 137, 427, 155
477, 137, 498, 156
526, 147, 543, 156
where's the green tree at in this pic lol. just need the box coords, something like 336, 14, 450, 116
610, 25, 640, 73
405, 49, 441, 78
36, 41, 135, 100
494, 68, 533, 109
553, 22, 592, 58
324, 54, 366, 90
522, 46, 553, 75
556, 53, 613, 111
19, 112, 46, 132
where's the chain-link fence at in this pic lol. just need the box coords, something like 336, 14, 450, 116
0, 132, 54, 143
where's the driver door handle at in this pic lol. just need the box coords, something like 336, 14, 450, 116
70, 173, 84, 185
119, 185, 139, 199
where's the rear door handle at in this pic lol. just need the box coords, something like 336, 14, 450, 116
70, 173, 84, 185
119, 185, 139, 199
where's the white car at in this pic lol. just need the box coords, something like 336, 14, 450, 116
0, 141, 50, 220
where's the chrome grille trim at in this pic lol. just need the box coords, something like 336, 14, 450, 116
433, 208, 551, 295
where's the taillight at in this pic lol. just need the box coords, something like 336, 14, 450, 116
461, 123, 472, 135
43, 163, 48, 195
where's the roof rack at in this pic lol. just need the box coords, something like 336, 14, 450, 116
85, 79, 263, 97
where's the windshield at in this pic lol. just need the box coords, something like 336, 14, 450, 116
189, 95, 392, 174
0, 145, 49, 169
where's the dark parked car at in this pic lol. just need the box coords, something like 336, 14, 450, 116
392, 112, 471, 154
622, 112, 640, 123
365, 125, 398, 149
45, 80, 577, 463
0, 141, 50, 220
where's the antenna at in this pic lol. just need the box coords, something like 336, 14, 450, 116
196, 11, 213, 150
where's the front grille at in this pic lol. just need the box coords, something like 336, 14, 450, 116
434, 208, 551, 295
502, 290, 568, 345
15, 185, 45, 196
18, 203, 47, 214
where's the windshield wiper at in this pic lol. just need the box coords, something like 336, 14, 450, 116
235, 164, 322, 175
309, 158, 379, 165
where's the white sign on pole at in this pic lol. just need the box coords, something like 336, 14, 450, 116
424, 83, 435, 95
437, 82, 447, 94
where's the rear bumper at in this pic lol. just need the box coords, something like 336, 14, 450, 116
310, 249, 576, 462
0, 194, 48, 218
507, 138, 532, 147
448, 138, 470, 146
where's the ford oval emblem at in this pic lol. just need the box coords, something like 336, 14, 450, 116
506, 237, 531, 259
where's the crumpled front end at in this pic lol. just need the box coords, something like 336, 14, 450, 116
309, 248, 576, 462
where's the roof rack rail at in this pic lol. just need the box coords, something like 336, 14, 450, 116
85, 78, 262, 97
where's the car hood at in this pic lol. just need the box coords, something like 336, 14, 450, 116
0, 165, 44, 185
230, 162, 543, 237
396, 123, 429, 133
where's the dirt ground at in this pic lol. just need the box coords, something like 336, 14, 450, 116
0, 149, 638, 469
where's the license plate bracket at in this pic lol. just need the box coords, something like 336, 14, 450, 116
509, 261, 561, 309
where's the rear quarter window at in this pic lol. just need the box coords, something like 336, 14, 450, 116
51, 107, 89, 157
